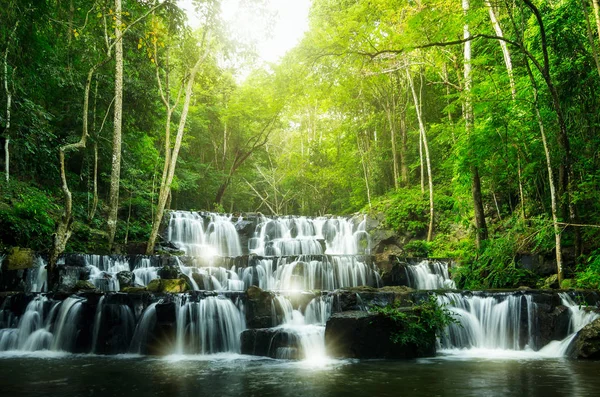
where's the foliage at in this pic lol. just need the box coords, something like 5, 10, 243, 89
403, 240, 431, 258
576, 250, 600, 290
0, 180, 58, 251
370, 295, 457, 349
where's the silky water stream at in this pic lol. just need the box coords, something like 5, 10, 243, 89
2, 212, 600, 396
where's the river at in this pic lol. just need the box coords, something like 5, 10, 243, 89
1, 352, 599, 397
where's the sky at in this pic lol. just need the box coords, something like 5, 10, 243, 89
179, 0, 311, 64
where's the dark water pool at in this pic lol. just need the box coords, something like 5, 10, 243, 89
1, 352, 599, 397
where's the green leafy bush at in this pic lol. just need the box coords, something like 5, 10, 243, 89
576, 249, 600, 289
370, 295, 457, 349
403, 240, 431, 257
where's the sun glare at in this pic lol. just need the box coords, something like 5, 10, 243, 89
179, 0, 310, 64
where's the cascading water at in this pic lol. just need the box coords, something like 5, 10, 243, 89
132, 257, 158, 287
266, 294, 333, 361
174, 295, 246, 354
168, 211, 242, 257
0, 295, 85, 353
405, 259, 456, 290
438, 291, 600, 358
537, 293, 600, 356
86, 255, 130, 292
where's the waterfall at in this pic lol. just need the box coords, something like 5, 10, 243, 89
26, 256, 47, 293
167, 211, 242, 257
438, 292, 600, 358
538, 293, 600, 356
405, 260, 455, 290
132, 257, 158, 287
304, 295, 333, 326
0, 295, 86, 353
174, 295, 246, 354
129, 302, 158, 354
267, 295, 331, 361
86, 255, 130, 292
439, 293, 527, 350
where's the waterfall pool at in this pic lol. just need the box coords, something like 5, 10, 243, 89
1, 352, 599, 397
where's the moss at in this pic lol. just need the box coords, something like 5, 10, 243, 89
5, 247, 35, 270
73, 280, 97, 291
378, 286, 414, 293
122, 286, 148, 293
147, 278, 188, 293
560, 278, 575, 290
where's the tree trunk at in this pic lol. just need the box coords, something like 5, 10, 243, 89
357, 134, 372, 209
3, 20, 19, 183
407, 68, 434, 242
485, 0, 516, 99
399, 106, 409, 186
592, 0, 600, 43
524, 59, 564, 284
384, 99, 400, 189
582, 0, 600, 77
146, 54, 206, 255
464, 0, 488, 248
107, 0, 124, 251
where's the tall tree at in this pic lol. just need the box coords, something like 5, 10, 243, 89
106, 0, 124, 251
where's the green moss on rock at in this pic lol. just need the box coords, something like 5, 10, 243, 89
5, 247, 35, 270
147, 278, 188, 293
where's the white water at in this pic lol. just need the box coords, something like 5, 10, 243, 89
267, 294, 333, 361
439, 292, 600, 359
168, 211, 242, 257
85, 255, 130, 292
132, 257, 158, 287
0, 295, 85, 353
175, 295, 246, 354
405, 260, 455, 290
27, 256, 47, 293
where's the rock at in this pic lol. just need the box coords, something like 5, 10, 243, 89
573, 318, 600, 359
381, 260, 411, 287
5, 247, 35, 270
57, 266, 92, 292
325, 310, 435, 359
157, 266, 180, 280
117, 271, 135, 288
241, 328, 302, 359
542, 274, 559, 289
560, 279, 575, 289
147, 278, 188, 293
122, 286, 147, 293
62, 253, 87, 267
245, 286, 277, 328
73, 280, 97, 291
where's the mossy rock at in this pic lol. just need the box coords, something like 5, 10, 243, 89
122, 286, 148, 293
157, 266, 180, 280
5, 247, 35, 270
147, 278, 188, 293
542, 274, 559, 289
73, 280, 97, 291
560, 279, 575, 290
378, 286, 414, 294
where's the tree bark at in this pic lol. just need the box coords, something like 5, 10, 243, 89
592, 0, 600, 43
3, 20, 19, 183
485, 0, 516, 99
524, 58, 564, 284
464, 0, 488, 248
407, 68, 434, 242
146, 52, 207, 255
107, 0, 124, 251
582, 0, 600, 77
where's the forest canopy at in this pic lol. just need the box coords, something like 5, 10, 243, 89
2, 0, 600, 288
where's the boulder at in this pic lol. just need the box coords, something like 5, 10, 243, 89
240, 328, 302, 359
325, 310, 435, 359
117, 271, 135, 288
245, 286, 277, 328
122, 286, 147, 293
147, 278, 188, 293
73, 280, 97, 291
4, 247, 35, 270
573, 318, 600, 359
542, 274, 559, 289
157, 266, 180, 280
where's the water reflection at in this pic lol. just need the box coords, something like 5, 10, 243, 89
1, 354, 599, 397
